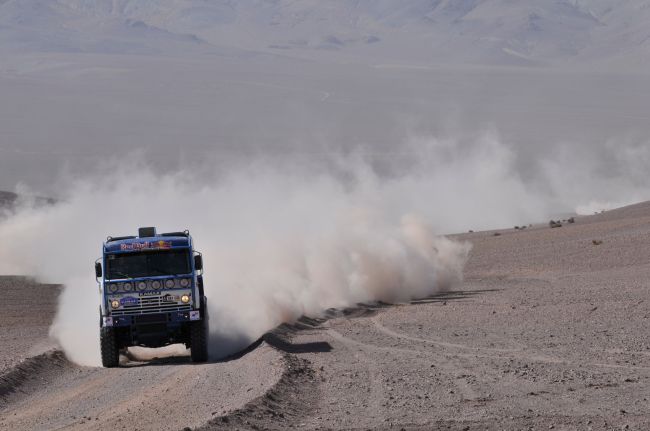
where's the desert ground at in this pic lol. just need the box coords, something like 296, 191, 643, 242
2, 202, 650, 430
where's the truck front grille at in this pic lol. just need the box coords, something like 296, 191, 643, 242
111, 294, 192, 316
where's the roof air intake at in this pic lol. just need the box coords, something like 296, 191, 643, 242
138, 227, 157, 238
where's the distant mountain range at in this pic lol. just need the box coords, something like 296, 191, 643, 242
1, 0, 649, 66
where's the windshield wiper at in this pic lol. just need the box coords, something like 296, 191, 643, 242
111, 270, 133, 280
148, 264, 186, 277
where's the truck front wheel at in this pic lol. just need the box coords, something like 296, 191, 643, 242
190, 319, 208, 363
100, 327, 120, 368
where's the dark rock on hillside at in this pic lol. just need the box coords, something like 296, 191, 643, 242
0, 191, 18, 208
0, 191, 55, 210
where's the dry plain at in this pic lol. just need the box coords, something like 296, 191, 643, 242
2, 202, 650, 430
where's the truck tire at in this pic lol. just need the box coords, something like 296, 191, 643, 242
190, 319, 208, 363
100, 327, 119, 368
190, 297, 209, 363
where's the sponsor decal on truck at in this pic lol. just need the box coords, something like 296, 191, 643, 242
120, 240, 172, 251
120, 296, 139, 306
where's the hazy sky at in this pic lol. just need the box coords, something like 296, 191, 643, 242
0, 0, 649, 209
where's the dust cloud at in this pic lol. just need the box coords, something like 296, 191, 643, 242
0, 132, 647, 365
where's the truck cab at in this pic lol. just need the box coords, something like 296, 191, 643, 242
95, 227, 208, 367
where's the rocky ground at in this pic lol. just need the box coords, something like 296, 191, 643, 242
2, 202, 650, 430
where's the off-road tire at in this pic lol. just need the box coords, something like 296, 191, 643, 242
100, 327, 119, 368
190, 319, 208, 363
190, 297, 209, 363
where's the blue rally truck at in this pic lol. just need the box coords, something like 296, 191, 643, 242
95, 227, 208, 367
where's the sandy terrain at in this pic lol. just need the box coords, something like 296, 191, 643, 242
2, 202, 650, 430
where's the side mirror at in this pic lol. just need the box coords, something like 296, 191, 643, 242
95, 262, 103, 278
194, 255, 203, 271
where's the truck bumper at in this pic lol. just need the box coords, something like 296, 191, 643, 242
103, 310, 201, 328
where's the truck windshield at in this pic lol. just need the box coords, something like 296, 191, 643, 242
106, 250, 191, 280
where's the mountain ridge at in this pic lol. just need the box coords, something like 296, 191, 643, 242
1, 0, 649, 66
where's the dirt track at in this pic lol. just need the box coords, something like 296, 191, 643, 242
2, 203, 650, 430
0, 278, 285, 431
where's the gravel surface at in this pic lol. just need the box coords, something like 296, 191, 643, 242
2, 201, 650, 430
0, 345, 284, 431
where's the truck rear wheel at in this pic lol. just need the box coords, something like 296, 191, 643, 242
190, 319, 208, 363
100, 327, 119, 368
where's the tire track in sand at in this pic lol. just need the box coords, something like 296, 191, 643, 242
0, 344, 284, 431
370, 313, 650, 373
325, 322, 480, 403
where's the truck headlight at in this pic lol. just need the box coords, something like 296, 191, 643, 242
164, 279, 175, 289
180, 278, 190, 288
152, 280, 161, 289
108, 284, 118, 293
123, 282, 133, 292
137, 281, 147, 291
111, 300, 120, 309
181, 295, 190, 304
